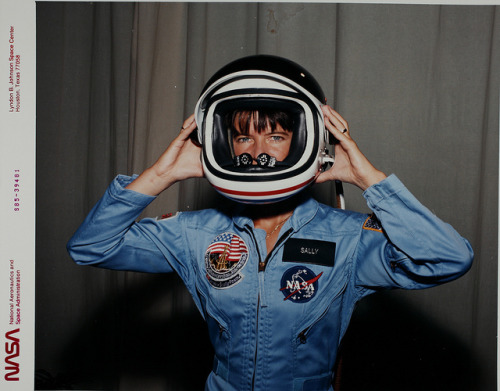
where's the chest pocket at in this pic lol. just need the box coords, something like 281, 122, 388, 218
293, 263, 349, 340
196, 286, 232, 380
278, 232, 355, 379
278, 234, 353, 340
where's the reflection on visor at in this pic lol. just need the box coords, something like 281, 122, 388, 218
233, 153, 277, 168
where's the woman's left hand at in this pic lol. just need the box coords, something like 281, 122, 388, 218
316, 105, 387, 191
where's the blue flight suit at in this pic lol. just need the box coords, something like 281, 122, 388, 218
67, 174, 473, 391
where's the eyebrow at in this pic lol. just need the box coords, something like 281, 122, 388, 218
266, 129, 292, 135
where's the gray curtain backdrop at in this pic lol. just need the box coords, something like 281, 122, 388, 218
36, 2, 498, 390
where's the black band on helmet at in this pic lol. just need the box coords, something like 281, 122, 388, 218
200, 55, 326, 103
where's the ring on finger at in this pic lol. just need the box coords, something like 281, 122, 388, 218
342, 128, 348, 134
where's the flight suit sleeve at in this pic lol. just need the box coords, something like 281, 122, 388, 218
66, 175, 187, 276
353, 174, 474, 290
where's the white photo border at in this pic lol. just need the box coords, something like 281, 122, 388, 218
0, 0, 496, 390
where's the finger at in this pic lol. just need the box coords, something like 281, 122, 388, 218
178, 114, 198, 140
323, 105, 348, 129
181, 113, 196, 130
323, 112, 350, 142
315, 170, 336, 184
322, 105, 349, 135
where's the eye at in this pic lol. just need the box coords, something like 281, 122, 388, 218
235, 136, 252, 144
268, 132, 291, 143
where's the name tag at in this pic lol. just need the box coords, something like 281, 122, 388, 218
282, 238, 336, 267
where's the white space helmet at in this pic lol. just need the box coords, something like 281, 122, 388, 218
194, 55, 333, 204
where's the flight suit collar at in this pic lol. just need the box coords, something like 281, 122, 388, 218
231, 194, 319, 233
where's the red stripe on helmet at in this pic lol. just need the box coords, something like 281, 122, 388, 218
213, 177, 315, 197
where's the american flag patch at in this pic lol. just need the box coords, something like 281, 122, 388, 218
207, 233, 248, 263
205, 232, 249, 289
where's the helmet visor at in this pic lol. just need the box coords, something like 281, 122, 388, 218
209, 97, 307, 174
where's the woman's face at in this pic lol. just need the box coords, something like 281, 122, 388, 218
232, 118, 293, 163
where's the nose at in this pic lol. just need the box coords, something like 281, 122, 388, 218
250, 139, 266, 164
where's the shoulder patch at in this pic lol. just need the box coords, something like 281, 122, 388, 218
158, 211, 179, 220
363, 214, 383, 233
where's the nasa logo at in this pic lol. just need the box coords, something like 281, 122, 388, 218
4, 328, 20, 381
205, 232, 249, 289
280, 266, 322, 303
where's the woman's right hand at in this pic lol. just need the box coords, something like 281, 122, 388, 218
126, 114, 204, 196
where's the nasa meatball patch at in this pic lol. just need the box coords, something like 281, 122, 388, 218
205, 232, 249, 289
280, 266, 323, 303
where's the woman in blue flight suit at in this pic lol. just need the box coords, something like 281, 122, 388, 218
67, 55, 473, 391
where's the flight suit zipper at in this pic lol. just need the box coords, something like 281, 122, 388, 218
249, 227, 293, 390
247, 228, 261, 390
258, 228, 293, 272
